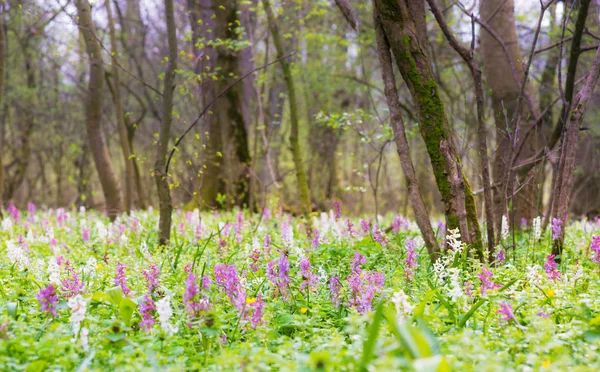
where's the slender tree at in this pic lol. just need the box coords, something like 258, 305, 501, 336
262, 0, 312, 222
106, 0, 135, 213
155, 0, 178, 246
75, 0, 123, 220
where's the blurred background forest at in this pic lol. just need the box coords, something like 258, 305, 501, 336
0, 0, 598, 224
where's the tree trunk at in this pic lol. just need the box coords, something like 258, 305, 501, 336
154, 0, 178, 246
373, 0, 483, 256
263, 0, 312, 223
75, 0, 123, 220
479, 0, 541, 237
374, 10, 440, 258
106, 0, 135, 213
551, 46, 600, 257
0, 12, 5, 215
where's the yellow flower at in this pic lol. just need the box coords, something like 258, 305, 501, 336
301, 308, 308, 314
590, 314, 600, 326
96, 264, 102, 271
542, 360, 551, 369
547, 288, 555, 298
246, 297, 257, 305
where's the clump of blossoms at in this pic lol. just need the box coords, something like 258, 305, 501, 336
391, 290, 414, 322
446, 228, 463, 254
266, 253, 291, 299
404, 238, 418, 280
393, 215, 409, 234
371, 225, 389, 248
299, 257, 318, 291
347, 251, 385, 313
545, 254, 561, 281
552, 218, 563, 240
214, 264, 246, 310
183, 273, 210, 326
143, 264, 160, 294
115, 262, 131, 296
245, 295, 265, 329
498, 302, 516, 324
590, 236, 600, 265
37, 284, 59, 317
447, 268, 464, 302
501, 215, 509, 241
68, 295, 87, 344
478, 266, 501, 296
533, 216, 542, 240
61, 262, 84, 299
139, 294, 156, 331
156, 295, 178, 335
329, 276, 342, 308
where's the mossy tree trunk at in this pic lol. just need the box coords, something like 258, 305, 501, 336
263, 0, 312, 223
373, 0, 483, 258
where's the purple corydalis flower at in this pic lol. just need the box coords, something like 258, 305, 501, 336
249, 249, 261, 272
551, 218, 563, 240
248, 295, 265, 329
545, 254, 561, 281
347, 271, 385, 313
139, 294, 156, 331
143, 264, 160, 294
333, 200, 342, 221
372, 225, 389, 248
82, 228, 90, 243
61, 264, 84, 299
266, 253, 291, 299
498, 302, 516, 323
360, 219, 370, 234
590, 236, 600, 265
520, 218, 527, 229
214, 264, 245, 310
393, 215, 409, 234
37, 284, 59, 317
184, 273, 210, 324
115, 262, 131, 295
351, 251, 366, 273
8, 204, 19, 221
299, 257, 318, 291
330, 276, 341, 308
496, 249, 506, 265
311, 228, 320, 250
404, 238, 418, 280
478, 266, 501, 296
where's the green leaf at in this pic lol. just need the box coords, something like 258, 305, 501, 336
25, 360, 48, 372
7, 302, 17, 319
107, 286, 123, 307
360, 301, 385, 370
119, 298, 137, 326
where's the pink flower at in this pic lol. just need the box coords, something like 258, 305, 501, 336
139, 294, 156, 331
329, 276, 342, 308
544, 254, 561, 281
143, 264, 160, 294
37, 284, 58, 317
478, 266, 502, 296
498, 302, 516, 323
590, 236, 600, 265
115, 262, 131, 296
299, 257, 318, 291
551, 218, 563, 240
404, 238, 418, 280
333, 200, 342, 221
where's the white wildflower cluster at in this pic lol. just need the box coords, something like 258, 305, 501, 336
281, 221, 294, 249
47, 257, 61, 285
7, 239, 30, 268
446, 228, 463, 254
526, 264, 543, 287
391, 290, 414, 322
447, 268, 464, 302
533, 216, 542, 240
2, 218, 13, 232
501, 215, 510, 241
156, 296, 178, 335
95, 221, 108, 240
83, 257, 97, 279
68, 295, 89, 350
433, 258, 447, 284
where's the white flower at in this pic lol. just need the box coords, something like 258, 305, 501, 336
391, 290, 414, 321
156, 296, 178, 335
433, 259, 447, 284
447, 268, 464, 302
48, 258, 61, 285
83, 257, 97, 279
7, 239, 30, 268
446, 228, 463, 253
281, 222, 294, 249
533, 216, 542, 240
501, 215, 509, 241
2, 218, 12, 232
95, 221, 107, 239
526, 265, 542, 287
80, 327, 89, 351
68, 295, 87, 341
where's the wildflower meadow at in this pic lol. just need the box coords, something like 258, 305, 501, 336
0, 204, 599, 371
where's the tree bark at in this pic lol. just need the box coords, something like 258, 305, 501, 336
373, 0, 483, 257
263, 0, 312, 222
75, 0, 123, 220
154, 0, 178, 246
374, 10, 440, 258
106, 0, 135, 213
0, 12, 5, 215
551, 45, 600, 257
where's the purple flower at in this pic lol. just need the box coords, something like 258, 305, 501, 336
544, 254, 561, 281
299, 257, 318, 291
61, 264, 84, 299
372, 225, 389, 248
551, 218, 563, 240
249, 249, 261, 272
520, 218, 527, 229
37, 284, 58, 317
478, 266, 502, 296
329, 276, 341, 308
7, 204, 19, 221
82, 228, 90, 243
404, 238, 419, 280
247, 295, 265, 329
351, 251, 366, 273
143, 264, 160, 294
183, 273, 210, 325
115, 262, 131, 296
464, 281, 473, 297
393, 215, 409, 234
590, 236, 600, 265
348, 271, 385, 313
266, 253, 291, 299
496, 249, 506, 265
214, 264, 246, 310
333, 200, 342, 221
498, 302, 516, 323
311, 228, 320, 250
139, 294, 156, 331
360, 219, 371, 234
